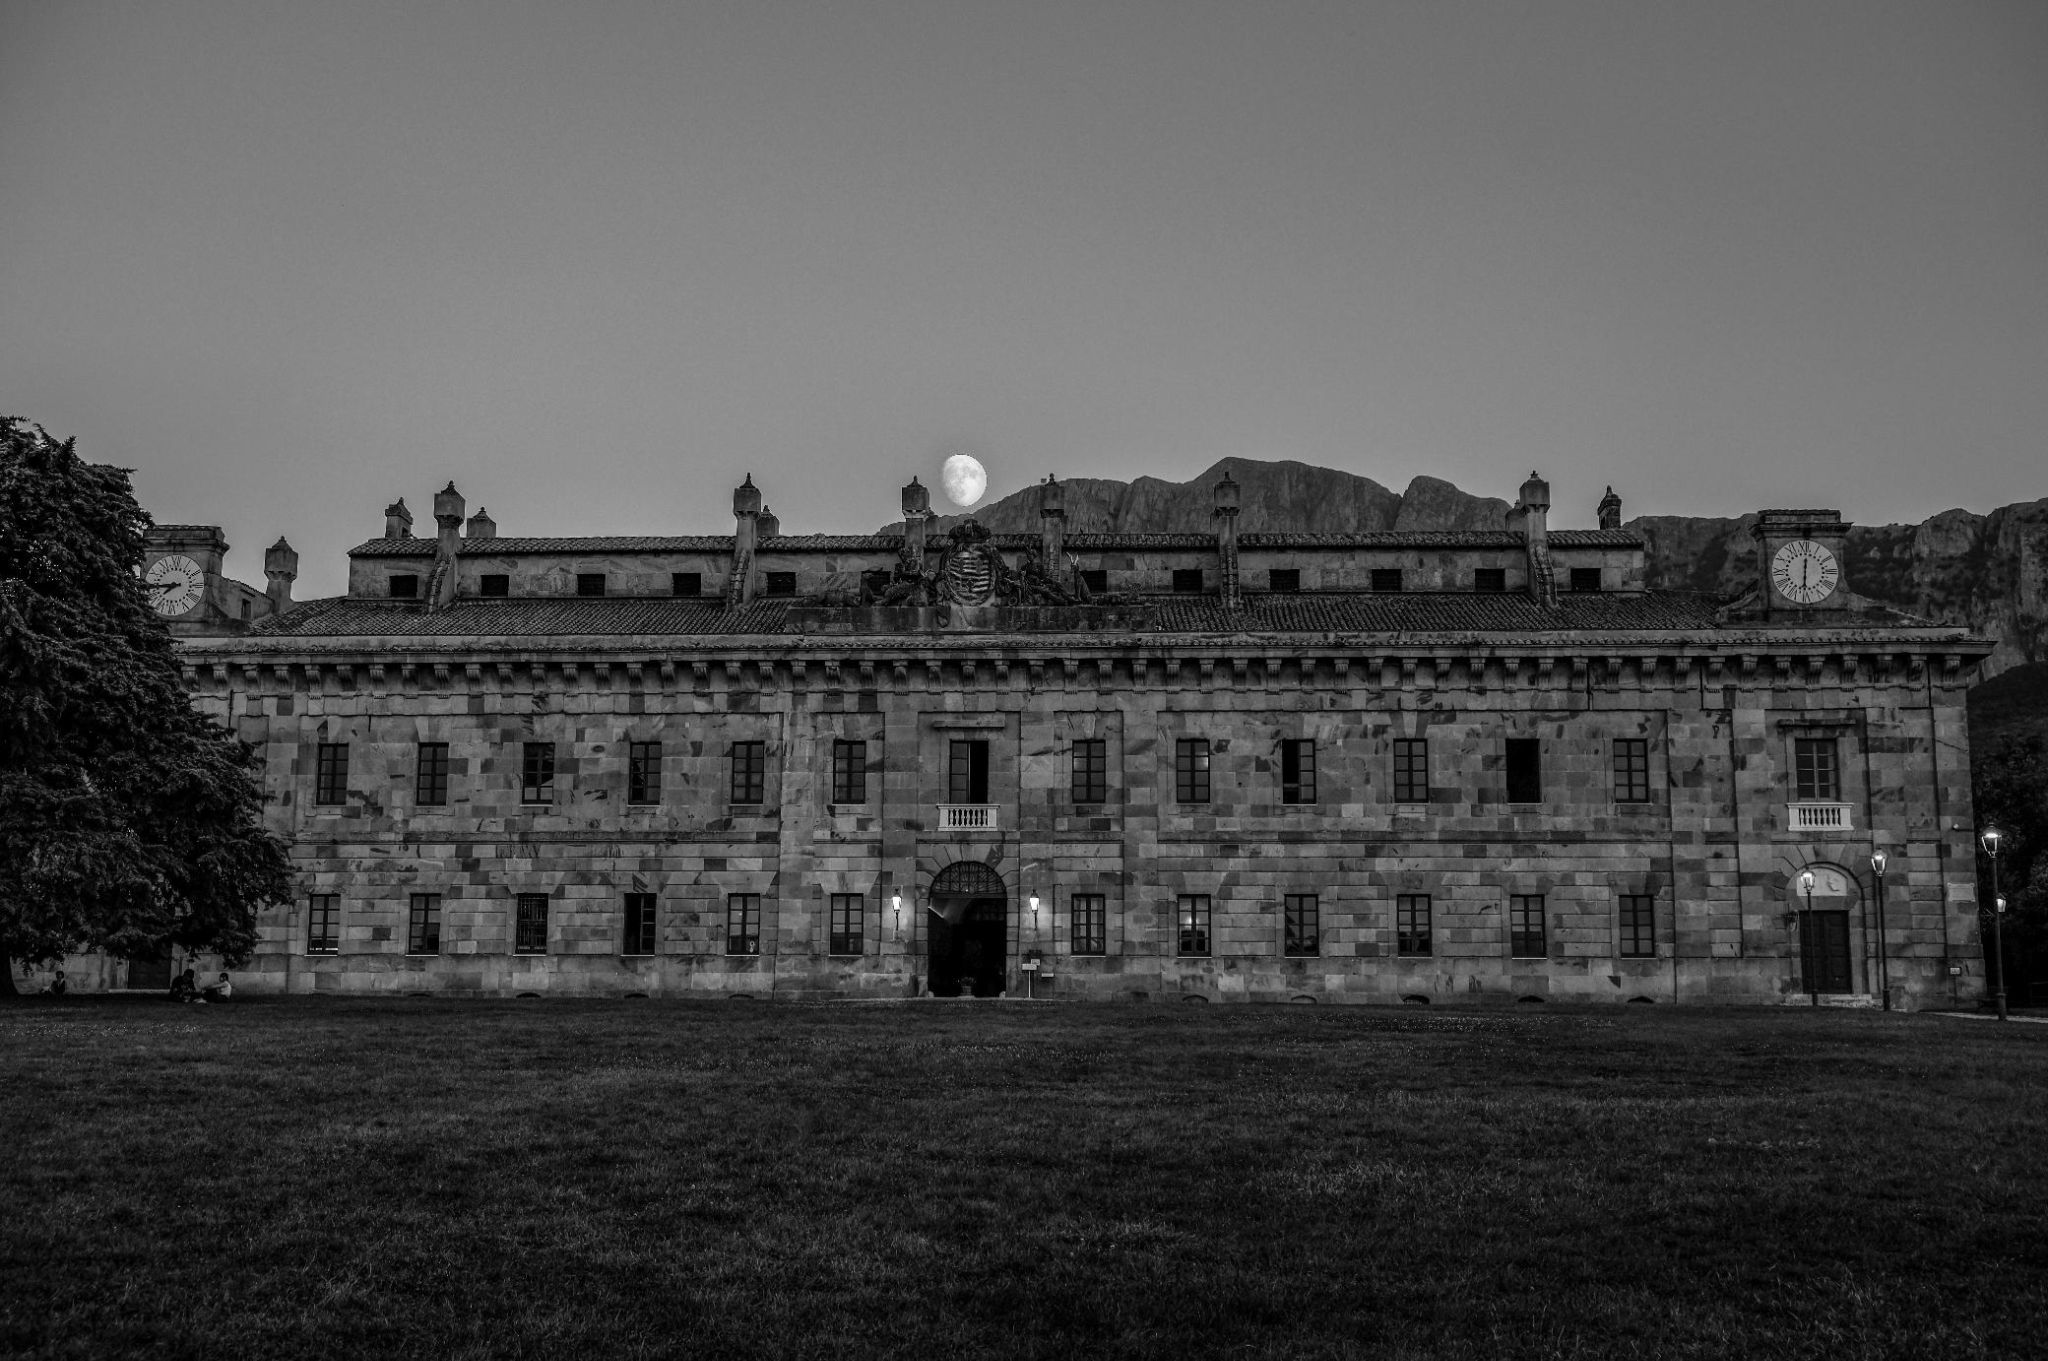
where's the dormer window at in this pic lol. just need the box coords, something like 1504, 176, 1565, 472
1569, 568, 1603, 593
480, 574, 509, 598
1371, 568, 1403, 592
1171, 569, 1204, 594
389, 575, 419, 599
1474, 568, 1507, 593
1267, 569, 1300, 592
672, 572, 701, 597
1080, 569, 1108, 594
576, 573, 606, 597
765, 571, 797, 598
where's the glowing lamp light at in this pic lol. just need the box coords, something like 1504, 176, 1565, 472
1981, 827, 2003, 856
1870, 850, 1887, 875
1029, 894, 1040, 925
1799, 870, 1815, 895
1996, 895, 2007, 915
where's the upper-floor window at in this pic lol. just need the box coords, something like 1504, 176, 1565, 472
1393, 738, 1429, 804
829, 893, 864, 956
1504, 738, 1542, 804
515, 894, 550, 955
415, 742, 449, 806
730, 741, 766, 805
1509, 893, 1546, 958
1569, 567, 1603, 593
628, 741, 662, 805
672, 572, 702, 598
1396, 893, 1432, 956
1171, 568, 1204, 593
576, 573, 606, 597
389, 575, 419, 599
1079, 569, 1108, 595
1177, 894, 1211, 956
765, 571, 797, 598
1267, 569, 1300, 592
1284, 894, 1319, 957
1070, 894, 1107, 956
726, 893, 761, 955
1613, 739, 1651, 803
861, 569, 892, 600
521, 743, 556, 805
1281, 739, 1316, 805
1371, 568, 1404, 592
307, 894, 341, 955
948, 740, 989, 803
623, 893, 658, 956
1071, 739, 1107, 804
1794, 738, 1839, 802
479, 574, 509, 598
1619, 894, 1655, 958
1175, 739, 1211, 804
314, 743, 348, 806
1474, 568, 1507, 593
831, 739, 866, 804
407, 893, 442, 955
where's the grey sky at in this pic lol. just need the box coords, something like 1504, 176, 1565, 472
4, 0, 2043, 599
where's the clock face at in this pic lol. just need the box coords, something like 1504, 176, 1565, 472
145, 555, 206, 617
1770, 539, 1839, 605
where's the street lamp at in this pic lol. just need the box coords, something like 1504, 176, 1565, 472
1870, 851, 1890, 1011
1982, 828, 2007, 1022
1799, 870, 1818, 1008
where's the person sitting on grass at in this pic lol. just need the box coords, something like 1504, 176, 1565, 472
169, 968, 198, 1003
44, 968, 68, 997
199, 972, 233, 1004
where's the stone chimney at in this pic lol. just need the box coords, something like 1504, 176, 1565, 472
901, 476, 931, 576
728, 475, 762, 606
429, 482, 465, 609
1039, 474, 1066, 568
263, 536, 298, 614
757, 505, 780, 540
1514, 471, 1557, 607
1597, 486, 1622, 531
465, 506, 496, 541
1213, 468, 1243, 610
384, 498, 413, 540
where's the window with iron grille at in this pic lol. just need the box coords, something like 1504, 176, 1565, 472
1070, 894, 1106, 955
765, 571, 797, 597
1505, 738, 1542, 803
1281, 739, 1316, 805
1175, 739, 1211, 804
1171, 568, 1204, 593
829, 893, 864, 955
1284, 894, 1319, 957
831, 739, 866, 804
415, 742, 449, 806
1613, 739, 1651, 803
1371, 567, 1404, 592
726, 894, 761, 955
389, 574, 419, 599
628, 741, 662, 805
623, 893, 658, 956
576, 573, 606, 597
1396, 894, 1432, 956
1509, 894, 1546, 958
1619, 894, 1655, 958
1794, 738, 1839, 801
314, 743, 348, 806
672, 572, 701, 597
479, 574, 509, 598
1393, 738, 1429, 804
515, 894, 549, 955
1071, 739, 1107, 804
1079, 568, 1108, 594
521, 743, 556, 804
1474, 568, 1507, 593
948, 740, 989, 803
730, 741, 766, 804
1569, 567, 1603, 593
407, 893, 441, 954
1177, 894, 1211, 956
307, 894, 340, 955
1267, 568, 1300, 592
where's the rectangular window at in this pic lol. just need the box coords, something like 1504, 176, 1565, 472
861, 569, 893, 600
829, 893, 864, 955
1505, 738, 1542, 804
415, 742, 449, 806
726, 893, 761, 955
765, 571, 797, 597
407, 893, 441, 954
1393, 738, 1429, 804
1267, 568, 1300, 592
1281, 739, 1316, 805
479, 574, 509, 598
1396, 894, 1432, 956
1794, 738, 1840, 802
948, 740, 990, 804
672, 572, 701, 597
1371, 568, 1404, 592
1177, 894, 1211, 956
831, 739, 866, 804
730, 741, 766, 805
1509, 894, 1546, 958
628, 741, 662, 805
314, 743, 348, 806
576, 573, 606, 597
515, 894, 549, 955
1619, 895, 1655, 958
1284, 894, 1319, 957
1175, 738, 1211, 804
1474, 568, 1507, 593
1079, 568, 1108, 594
1613, 739, 1651, 803
521, 742, 556, 805
389, 574, 419, 599
307, 894, 340, 955
1569, 567, 1603, 593
1071, 894, 1107, 956
1071, 739, 1107, 804
1171, 568, 1204, 593
623, 893, 657, 956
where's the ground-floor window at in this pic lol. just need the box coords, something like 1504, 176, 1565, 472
407, 893, 441, 955
1177, 895, 1211, 956
727, 894, 761, 955
307, 894, 340, 955
623, 893, 657, 956
1070, 894, 1106, 956
515, 894, 549, 955
1619, 895, 1655, 958
1396, 894, 1432, 956
1509, 894, 1546, 958
1283, 894, 1319, 956
829, 893, 864, 955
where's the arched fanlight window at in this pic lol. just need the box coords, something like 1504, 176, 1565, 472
931, 860, 1005, 897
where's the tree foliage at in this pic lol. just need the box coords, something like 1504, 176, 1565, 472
1, 417, 291, 994
1972, 731, 2048, 1005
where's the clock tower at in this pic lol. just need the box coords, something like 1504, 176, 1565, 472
143, 526, 273, 634
1752, 509, 1851, 616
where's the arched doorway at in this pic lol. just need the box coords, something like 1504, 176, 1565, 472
1789, 863, 1859, 995
927, 860, 1008, 997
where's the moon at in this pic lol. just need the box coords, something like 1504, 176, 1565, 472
940, 453, 987, 508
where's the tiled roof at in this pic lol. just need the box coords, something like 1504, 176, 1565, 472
348, 536, 737, 556
253, 596, 793, 637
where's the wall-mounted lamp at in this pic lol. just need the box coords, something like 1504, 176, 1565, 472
1029, 894, 1040, 927
1870, 851, 1890, 1011
1798, 870, 1817, 1008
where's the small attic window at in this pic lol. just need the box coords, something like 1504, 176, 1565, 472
1079, 569, 1108, 594
240, 598, 252, 619
1474, 568, 1507, 593
1371, 568, 1404, 592
480, 574, 509, 598
1267, 569, 1300, 592
672, 572, 701, 597
1570, 567, 1603, 593
389, 575, 419, 599
765, 571, 798, 598
1171, 569, 1204, 594
576, 573, 607, 597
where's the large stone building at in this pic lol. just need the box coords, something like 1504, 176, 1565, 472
112, 469, 1995, 1007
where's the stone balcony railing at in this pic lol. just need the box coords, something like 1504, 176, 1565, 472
1787, 801, 1853, 832
937, 804, 1000, 832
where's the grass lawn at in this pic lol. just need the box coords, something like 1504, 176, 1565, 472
4, 1000, 2045, 1360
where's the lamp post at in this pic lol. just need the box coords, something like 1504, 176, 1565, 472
1799, 870, 1818, 1008
1982, 828, 2007, 1022
1026, 895, 1041, 1000
1870, 851, 1890, 1011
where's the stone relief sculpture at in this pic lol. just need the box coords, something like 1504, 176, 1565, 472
866, 521, 1081, 607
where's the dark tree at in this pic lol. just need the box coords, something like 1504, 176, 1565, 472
0, 418, 291, 996
1974, 732, 2048, 1007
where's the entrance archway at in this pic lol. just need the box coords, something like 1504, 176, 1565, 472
1788, 863, 1859, 995
927, 860, 1008, 997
